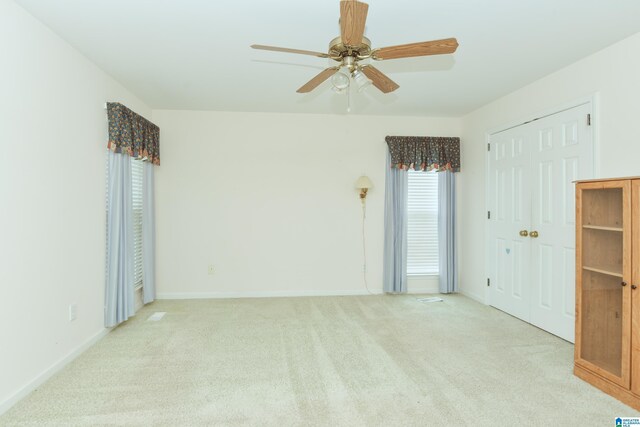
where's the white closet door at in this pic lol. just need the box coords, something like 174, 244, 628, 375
488, 102, 593, 342
488, 125, 533, 322
529, 103, 593, 342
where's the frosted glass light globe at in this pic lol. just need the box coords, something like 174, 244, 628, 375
352, 69, 372, 92
331, 72, 350, 90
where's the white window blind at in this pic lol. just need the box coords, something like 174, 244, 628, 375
131, 159, 144, 288
407, 170, 439, 275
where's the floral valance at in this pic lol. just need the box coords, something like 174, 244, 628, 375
107, 102, 160, 165
385, 136, 460, 172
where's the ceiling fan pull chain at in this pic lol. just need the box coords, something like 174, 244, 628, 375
347, 83, 351, 113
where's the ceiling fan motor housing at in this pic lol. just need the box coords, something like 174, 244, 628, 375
328, 36, 372, 62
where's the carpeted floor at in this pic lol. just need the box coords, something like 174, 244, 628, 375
1, 294, 637, 426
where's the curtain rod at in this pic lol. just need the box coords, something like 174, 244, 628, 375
385, 135, 460, 142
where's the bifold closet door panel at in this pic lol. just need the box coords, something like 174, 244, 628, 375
488, 125, 533, 322
529, 102, 594, 342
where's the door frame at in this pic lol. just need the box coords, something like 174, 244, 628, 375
484, 94, 599, 306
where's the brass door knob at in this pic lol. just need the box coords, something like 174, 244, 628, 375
519, 230, 529, 237
530, 231, 539, 238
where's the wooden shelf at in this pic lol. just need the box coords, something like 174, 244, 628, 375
582, 228, 623, 278
583, 266, 623, 278
583, 225, 623, 232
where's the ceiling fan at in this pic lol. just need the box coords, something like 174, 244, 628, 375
251, 0, 459, 94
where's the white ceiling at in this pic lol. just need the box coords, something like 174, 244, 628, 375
15, 0, 640, 116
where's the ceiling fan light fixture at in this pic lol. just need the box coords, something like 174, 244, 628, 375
352, 68, 372, 92
331, 71, 350, 92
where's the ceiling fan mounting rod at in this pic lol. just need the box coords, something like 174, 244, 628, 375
342, 56, 356, 72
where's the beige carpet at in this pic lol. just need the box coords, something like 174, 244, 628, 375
1, 294, 636, 426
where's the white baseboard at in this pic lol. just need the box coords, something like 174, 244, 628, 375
157, 289, 385, 300
459, 289, 487, 304
0, 327, 110, 416
407, 276, 439, 294
407, 287, 440, 294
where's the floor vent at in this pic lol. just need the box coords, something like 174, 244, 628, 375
416, 297, 443, 303
147, 312, 166, 321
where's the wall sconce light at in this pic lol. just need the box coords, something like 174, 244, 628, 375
355, 175, 373, 202
355, 175, 374, 294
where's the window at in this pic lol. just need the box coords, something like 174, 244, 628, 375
131, 159, 144, 288
407, 170, 439, 275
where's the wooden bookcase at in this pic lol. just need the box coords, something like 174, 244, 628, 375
574, 177, 640, 409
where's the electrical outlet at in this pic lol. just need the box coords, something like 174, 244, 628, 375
208, 265, 215, 275
68, 304, 77, 322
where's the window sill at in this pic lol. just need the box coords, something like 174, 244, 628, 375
407, 273, 439, 277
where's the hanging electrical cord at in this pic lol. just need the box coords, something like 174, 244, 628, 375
361, 199, 375, 295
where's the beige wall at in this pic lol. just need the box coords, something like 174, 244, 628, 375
152, 110, 461, 298
0, 0, 151, 412
458, 32, 640, 302
5, 0, 640, 413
